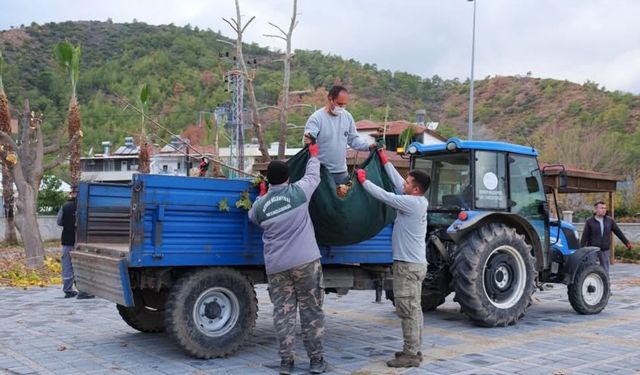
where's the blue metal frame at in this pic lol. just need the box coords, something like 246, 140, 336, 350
410, 137, 538, 157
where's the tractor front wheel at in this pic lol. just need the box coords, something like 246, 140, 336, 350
568, 263, 609, 315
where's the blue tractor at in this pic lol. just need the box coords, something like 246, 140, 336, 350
393, 137, 609, 326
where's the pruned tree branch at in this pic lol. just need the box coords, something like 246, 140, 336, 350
217, 38, 235, 47
222, 18, 239, 33
0, 130, 18, 153
43, 125, 67, 154
264, 34, 287, 41
268, 22, 288, 37
241, 16, 256, 34
43, 132, 80, 172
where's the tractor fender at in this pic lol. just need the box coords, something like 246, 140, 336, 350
562, 247, 601, 285
447, 211, 544, 270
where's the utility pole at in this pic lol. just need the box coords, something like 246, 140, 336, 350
468, 0, 477, 140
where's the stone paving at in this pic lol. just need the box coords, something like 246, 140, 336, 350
1, 264, 640, 375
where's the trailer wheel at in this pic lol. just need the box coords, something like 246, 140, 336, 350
165, 268, 258, 359
452, 223, 536, 327
116, 288, 167, 333
568, 264, 609, 315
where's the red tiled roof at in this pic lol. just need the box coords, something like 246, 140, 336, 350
356, 120, 447, 140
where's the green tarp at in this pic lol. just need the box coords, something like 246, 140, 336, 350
287, 148, 397, 246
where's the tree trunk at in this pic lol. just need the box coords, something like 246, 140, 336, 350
228, 0, 271, 163
14, 183, 44, 268
277, 0, 297, 159
68, 96, 81, 190
2, 164, 17, 244
0, 87, 17, 243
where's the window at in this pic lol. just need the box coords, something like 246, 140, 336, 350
475, 151, 507, 209
416, 152, 470, 209
509, 154, 547, 246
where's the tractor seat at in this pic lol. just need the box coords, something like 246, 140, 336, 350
442, 194, 467, 208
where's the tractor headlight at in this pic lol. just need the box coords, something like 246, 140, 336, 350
407, 145, 417, 154
446, 141, 457, 152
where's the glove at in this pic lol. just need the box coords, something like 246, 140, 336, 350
356, 169, 367, 184
377, 148, 388, 165
309, 143, 319, 157
303, 133, 316, 145
627, 243, 633, 251
259, 181, 268, 196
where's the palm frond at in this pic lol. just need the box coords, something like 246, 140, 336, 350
139, 84, 150, 106
55, 41, 73, 70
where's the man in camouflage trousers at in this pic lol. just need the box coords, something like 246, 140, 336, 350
357, 149, 430, 368
248, 143, 326, 375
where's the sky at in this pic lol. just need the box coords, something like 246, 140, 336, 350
1, 0, 639, 94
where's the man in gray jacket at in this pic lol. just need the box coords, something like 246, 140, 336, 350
248, 143, 326, 375
357, 149, 430, 368
303, 85, 376, 183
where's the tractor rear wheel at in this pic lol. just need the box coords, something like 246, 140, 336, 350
568, 263, 609, 315
452, 223, 536, 327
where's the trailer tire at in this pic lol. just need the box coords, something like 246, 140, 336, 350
568, 263, 609, 315
165, 268, 258, 359
116, 288, 167, 333
452, 223, 536, 327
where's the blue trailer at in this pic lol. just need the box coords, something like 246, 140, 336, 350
71, 173, 394, 359
72, 138, 609, 358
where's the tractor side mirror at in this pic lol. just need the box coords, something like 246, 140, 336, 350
525, 176, 540, 193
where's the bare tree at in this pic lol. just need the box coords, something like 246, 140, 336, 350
221, 0, 270, 162
0, 51, 17, 243
265, 0, 298, 159
0, 100, 79, 268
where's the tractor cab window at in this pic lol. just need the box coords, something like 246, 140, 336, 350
415, 152, 471, 210
475, 151, 507, 209
508, 155, 546, 216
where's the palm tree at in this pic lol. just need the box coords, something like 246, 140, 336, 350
138, 84, 150, 173
0, 51, 18, 243
55, 41, 82, 190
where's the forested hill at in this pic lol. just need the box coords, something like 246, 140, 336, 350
1, 20, 639, 176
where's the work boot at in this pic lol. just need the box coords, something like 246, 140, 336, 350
279, 358, 294, 375
387, 352, 421, 368
64, 291, 78, 298
76, 292, 95, 300
309, 356, 327, 374
395, 350, 423, 362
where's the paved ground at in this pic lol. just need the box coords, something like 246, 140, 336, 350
1, 264, 640, 375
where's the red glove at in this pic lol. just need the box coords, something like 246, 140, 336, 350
377, 148, 388, 165
309, 143, 319, 157
356, 169, 367, 184
259, 181, 268, 196
627, 243, 633, 251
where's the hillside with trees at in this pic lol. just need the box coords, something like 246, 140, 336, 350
1, 20, 639, 213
